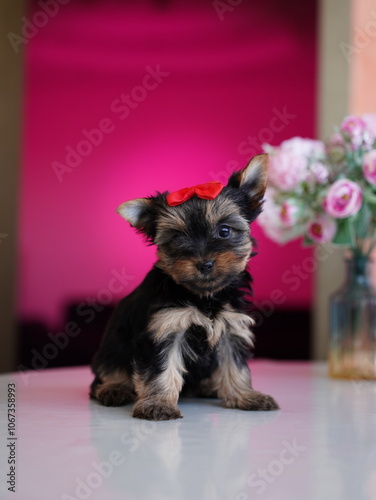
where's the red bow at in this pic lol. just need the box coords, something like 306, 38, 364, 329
166, 181, 224, 206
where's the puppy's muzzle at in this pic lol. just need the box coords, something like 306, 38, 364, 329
196, 261, 214, 275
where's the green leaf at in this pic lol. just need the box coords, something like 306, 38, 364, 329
354, 203, 371, 239
303, 235, 314, 246
364, 188, 376, 205
332, 218, 356, 247
366, 202, 376, 221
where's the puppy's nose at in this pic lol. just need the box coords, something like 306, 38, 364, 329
196, 261, 214, 275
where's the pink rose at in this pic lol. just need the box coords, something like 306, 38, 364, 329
340, 115, 366, 137
257, 188, 299, 243
268, 151, 307, 191
324, 179, 362, 218
329, 133, 345, 147
265, 138, 326, 191
310, 162, 329, 184
363, 150, 376, 185
362, 114, 376, 145
280, 137, 325, 158
280, 201, 300, 227
340, 115, 367, 149
257, 192, 285, 243
307, 215, 337, 243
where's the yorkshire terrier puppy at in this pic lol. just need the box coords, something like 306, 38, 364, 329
90, 153, 279, 420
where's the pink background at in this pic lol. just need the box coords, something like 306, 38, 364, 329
20, 0, 317, 330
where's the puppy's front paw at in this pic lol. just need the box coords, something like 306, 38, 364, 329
224, 391, 279, 411
95, 383, 134, 407
133, 400, 183, 421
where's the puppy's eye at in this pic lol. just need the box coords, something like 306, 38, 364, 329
217, 225, 232, 239
173, 234, 185, 247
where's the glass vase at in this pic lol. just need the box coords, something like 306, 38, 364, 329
329, 253, 376, 379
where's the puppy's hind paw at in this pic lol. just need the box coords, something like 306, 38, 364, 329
95, 383, 134, 407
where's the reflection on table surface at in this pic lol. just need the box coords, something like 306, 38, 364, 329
0, 361, 375, 500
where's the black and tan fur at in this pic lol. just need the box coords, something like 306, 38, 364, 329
90, 154, 279, 420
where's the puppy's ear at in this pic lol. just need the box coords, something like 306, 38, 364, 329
117, 198, 156, 240
228, 153, 268, 198
227, 154, 268, 221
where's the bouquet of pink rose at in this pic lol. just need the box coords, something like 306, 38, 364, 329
258, 115, 376, 255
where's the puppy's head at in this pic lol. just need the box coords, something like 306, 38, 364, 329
117, 154, 268, 295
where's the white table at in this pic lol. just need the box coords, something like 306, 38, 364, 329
0, 361, 375, 500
